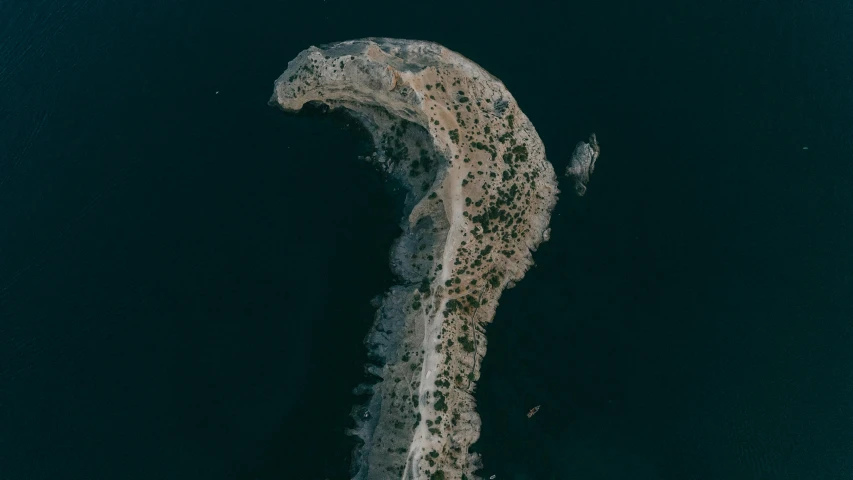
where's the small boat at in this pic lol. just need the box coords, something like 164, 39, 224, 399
527, 405, 540, 418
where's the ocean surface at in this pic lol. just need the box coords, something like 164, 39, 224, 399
1, 1, 851, 479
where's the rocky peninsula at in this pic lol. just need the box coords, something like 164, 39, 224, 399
272, 38, 559, 480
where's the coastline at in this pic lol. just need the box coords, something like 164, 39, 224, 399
272, 38, 558, 480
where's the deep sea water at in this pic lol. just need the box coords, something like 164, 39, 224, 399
1, 1, 851, 479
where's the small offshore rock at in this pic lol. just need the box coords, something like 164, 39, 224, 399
565, 133, 601, 196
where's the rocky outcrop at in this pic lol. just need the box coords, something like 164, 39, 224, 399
565, 133, 600, 196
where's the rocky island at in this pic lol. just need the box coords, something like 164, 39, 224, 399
564, 133, 601, 196
271, 38, 559, 480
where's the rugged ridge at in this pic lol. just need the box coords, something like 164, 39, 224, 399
271, 38, 559, 480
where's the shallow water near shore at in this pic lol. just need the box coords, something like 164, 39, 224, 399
2, 1, 851, 479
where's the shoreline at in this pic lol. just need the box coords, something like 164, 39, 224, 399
272, 38, 558, 480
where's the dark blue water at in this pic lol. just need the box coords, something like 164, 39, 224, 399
1, 1, 851, 479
